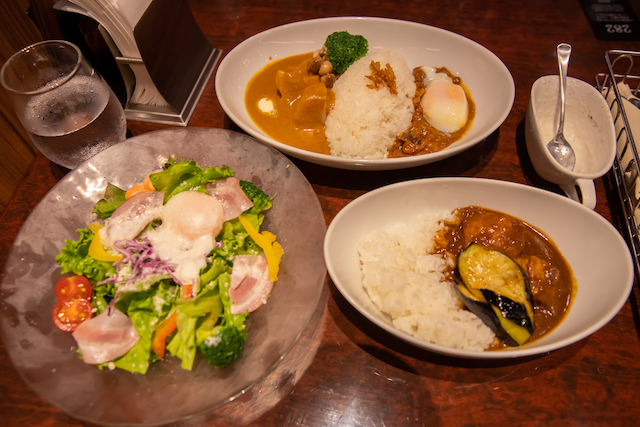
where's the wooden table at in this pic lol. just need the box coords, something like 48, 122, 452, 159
2, 0, 640, 425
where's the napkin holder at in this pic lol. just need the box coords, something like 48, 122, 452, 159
55, 0, 221, 126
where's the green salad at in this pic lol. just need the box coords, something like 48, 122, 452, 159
52, 157, 283, 374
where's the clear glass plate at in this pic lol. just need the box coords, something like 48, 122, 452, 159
0, 128, 327, 426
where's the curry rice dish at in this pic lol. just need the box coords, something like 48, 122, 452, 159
245, 45, 475, 159
358, 206, 575, 351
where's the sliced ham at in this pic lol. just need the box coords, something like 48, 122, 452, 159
206, 178, 254, 221
72, 308, 140, 364
229, 253, 273, 315
99, 191, 164, 248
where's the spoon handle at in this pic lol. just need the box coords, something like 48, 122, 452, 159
556, 43, 572, 134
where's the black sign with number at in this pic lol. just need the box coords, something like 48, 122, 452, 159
580, 0, 640, 41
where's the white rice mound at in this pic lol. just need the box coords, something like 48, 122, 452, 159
325, 47, 416, 159
358, 212, 496, 351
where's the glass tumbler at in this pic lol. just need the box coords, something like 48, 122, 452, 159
1, 40, 127, 169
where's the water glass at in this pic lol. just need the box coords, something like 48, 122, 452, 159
1, 40, 127, 169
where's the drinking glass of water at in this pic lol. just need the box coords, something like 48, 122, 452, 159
1, 40, 127, 169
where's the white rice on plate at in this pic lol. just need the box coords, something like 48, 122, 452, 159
325, 47, 416, 159
357, 212, 496, 351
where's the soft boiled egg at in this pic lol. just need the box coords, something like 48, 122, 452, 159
147, 191, 224, 291
420, 66, 469, 133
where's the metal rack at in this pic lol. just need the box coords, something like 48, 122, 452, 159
596, 50, 640, 280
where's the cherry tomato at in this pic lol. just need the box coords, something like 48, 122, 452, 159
52, 298, 93, 332
54, 275, 93, 301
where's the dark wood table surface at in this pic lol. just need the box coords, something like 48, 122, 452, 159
2, 0, 640, 425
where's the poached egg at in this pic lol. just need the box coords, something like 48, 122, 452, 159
146, 191, 224, 291
420, 66, 469, 133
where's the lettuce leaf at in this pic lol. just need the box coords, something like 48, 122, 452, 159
219, 276, 247, 331
166, 311, 198, 371
150, 157, 233, 203
55, 228, 115, 283
92, 183, 126, 220
217, 215, 264, 256
92, 282, 116, 315
112, 309, 154, 374
166, 281, 225, 370
109, 280, 177, 374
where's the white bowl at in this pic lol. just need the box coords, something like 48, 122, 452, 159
324, 178, 634, 358
525, 76, 616, 209
216, 17, 515, 170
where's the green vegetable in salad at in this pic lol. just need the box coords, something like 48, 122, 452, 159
110, 281, 176, 373
150, 157, 233, 203
93, 183, 126, 220
56, 228, 116, 284
198, 323, 248, 368
239, 180, 273, 213
196, 276, 248, 368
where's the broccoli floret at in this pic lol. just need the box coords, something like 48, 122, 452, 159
196, 279, 248, 369
240, 180, 273, 213
197, 325, 248, 368
325, 31, 368, 74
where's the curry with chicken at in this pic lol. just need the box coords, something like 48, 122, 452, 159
245, 52, 333, 154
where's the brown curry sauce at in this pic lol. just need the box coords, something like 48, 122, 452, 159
245, 52, 332, 154
388, 67, 476, 157
245, 53, 475, 158
434, 206, 575, 349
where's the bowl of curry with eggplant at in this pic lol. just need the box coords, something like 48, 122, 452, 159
324, 178, 634, 358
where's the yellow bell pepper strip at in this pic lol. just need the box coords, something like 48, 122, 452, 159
152, 311, 178, 358
88, 222, 123, 262
237, 215, 284, 282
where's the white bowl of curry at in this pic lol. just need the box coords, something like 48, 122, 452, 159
324, 178, 634, 358
216, 17, 515, 170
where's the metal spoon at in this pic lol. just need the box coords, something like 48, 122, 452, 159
624, 95, 640, 109
546, 43, 576, 171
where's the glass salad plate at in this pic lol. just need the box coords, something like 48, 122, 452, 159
0, 128, 327, 426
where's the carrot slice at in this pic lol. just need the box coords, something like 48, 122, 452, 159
181, 284, 193, 299
125, 183, 148, 200
152, 311, 178, 358
143, 174, 156, 191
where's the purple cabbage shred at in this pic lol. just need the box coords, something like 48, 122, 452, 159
98, 237, 182, 288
